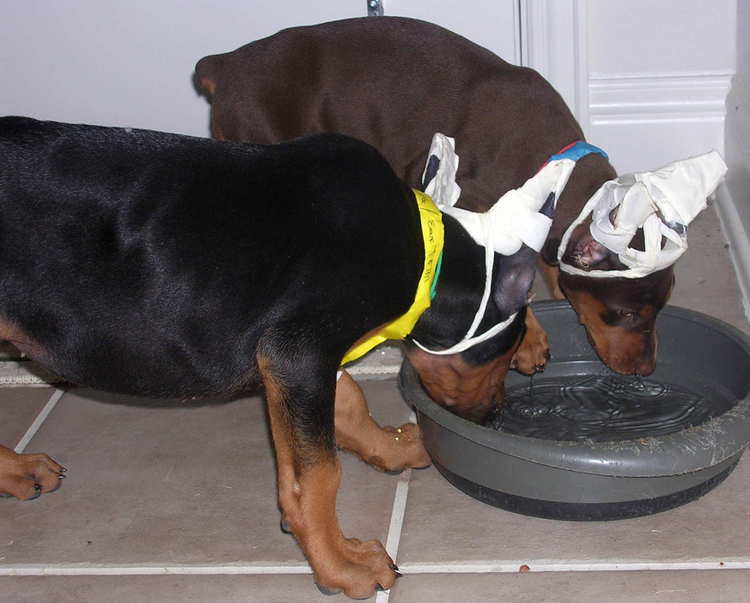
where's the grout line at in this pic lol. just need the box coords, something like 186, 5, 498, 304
375, 410, 417, 603
397, 560, 750, 573
14, 388, 66, 453
376, 470, 412, 603
347, 364, 401, 378
2, 560, 750, 577
383, 471, 412, 560
0, 565, 311, 576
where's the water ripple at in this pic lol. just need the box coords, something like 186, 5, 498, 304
483, 375, 735, 442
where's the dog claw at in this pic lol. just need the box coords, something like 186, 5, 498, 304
315, 583, 342, 596
27, 484, 42, 501
384, 468, 404, 476
279, 519, 291, 534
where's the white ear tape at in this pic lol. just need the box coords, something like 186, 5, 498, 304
413, 133, 583, 355
558, 151, 727, 278
422, 134, 573, 256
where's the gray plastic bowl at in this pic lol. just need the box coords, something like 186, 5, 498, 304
399, 301, 750, 520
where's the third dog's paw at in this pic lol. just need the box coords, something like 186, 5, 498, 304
0, 446, 66, 500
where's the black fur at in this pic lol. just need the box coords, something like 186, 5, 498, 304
0, 116, 536, 437
0, 117, 420, 401
406, 216, 528, 365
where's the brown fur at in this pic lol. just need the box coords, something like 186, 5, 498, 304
511, 309, 550, 374
258, 355, 404, 597
405, 337, 520, 422
0, 445, 64, 500
334, 371, 430, 471
193, 16, 674, 379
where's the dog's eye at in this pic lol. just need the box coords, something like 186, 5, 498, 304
616, 309, 638, 320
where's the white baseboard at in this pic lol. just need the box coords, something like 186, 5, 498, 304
587, 72, 731, 173
714, 183, 750, 322
719, 73, 750, 322
589, 71, 732, 122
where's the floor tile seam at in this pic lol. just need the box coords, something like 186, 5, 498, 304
383, 471, 412, 560
0, 564, 312, 576
375, 410, 418, 603
395, 560, 750, 573
2, 560, 750, 577
14, 388, 65, 452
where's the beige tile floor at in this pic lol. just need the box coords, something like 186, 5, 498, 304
1, 206, 749, 602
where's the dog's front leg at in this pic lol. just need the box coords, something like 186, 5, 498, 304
334, 370, 430, 473
511, 308, 551, 375
257, 349, 398, 598
539, 259, 565, 299
0, 444, 65, 500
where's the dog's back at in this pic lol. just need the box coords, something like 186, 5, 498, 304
195, 16, 584, 212
0, 117, 420, 397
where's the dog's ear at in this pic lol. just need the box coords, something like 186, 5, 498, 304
421, 155, 440, 191
193, 56, 221, 99
493, 245, 538, 313
540, 191, 556, 219
560, 223, 613, 270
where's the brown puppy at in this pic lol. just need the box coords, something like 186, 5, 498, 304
195, 15, 677, 376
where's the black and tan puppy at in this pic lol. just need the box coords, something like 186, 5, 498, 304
0, 116, 536, 597
195, 15, 678, 377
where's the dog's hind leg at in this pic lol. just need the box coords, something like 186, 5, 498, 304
257, 343, 398, 598
334, 370, 430, 473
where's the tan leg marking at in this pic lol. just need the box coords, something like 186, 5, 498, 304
539, 260, 565, 299
511, 307, 550, 375
334, 370, 430, 472
0, 444, 65, 500
258, 355, 397, 598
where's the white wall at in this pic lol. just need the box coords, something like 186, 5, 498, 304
0, 0, 737, 175
584, 0, 736, 173
0, 2, 521, 138
0, 1, 365, 136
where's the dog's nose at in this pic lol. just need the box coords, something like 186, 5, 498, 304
634, 332, 658, 376
634, 361, 656, 377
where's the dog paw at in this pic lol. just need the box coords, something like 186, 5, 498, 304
511, 329, 550, 375
0, 446, 66, 500
365, 423, 431, 473
383, 423, 431, 469
313, 537, 399, 599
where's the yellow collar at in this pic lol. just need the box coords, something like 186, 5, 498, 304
341, 190, 444, 365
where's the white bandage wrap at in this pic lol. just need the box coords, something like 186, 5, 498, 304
423, 134, 576, 255
413, 133, 576, 355
558, 150, 728, 278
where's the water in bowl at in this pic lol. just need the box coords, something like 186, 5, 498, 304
483, 373, 736, 442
